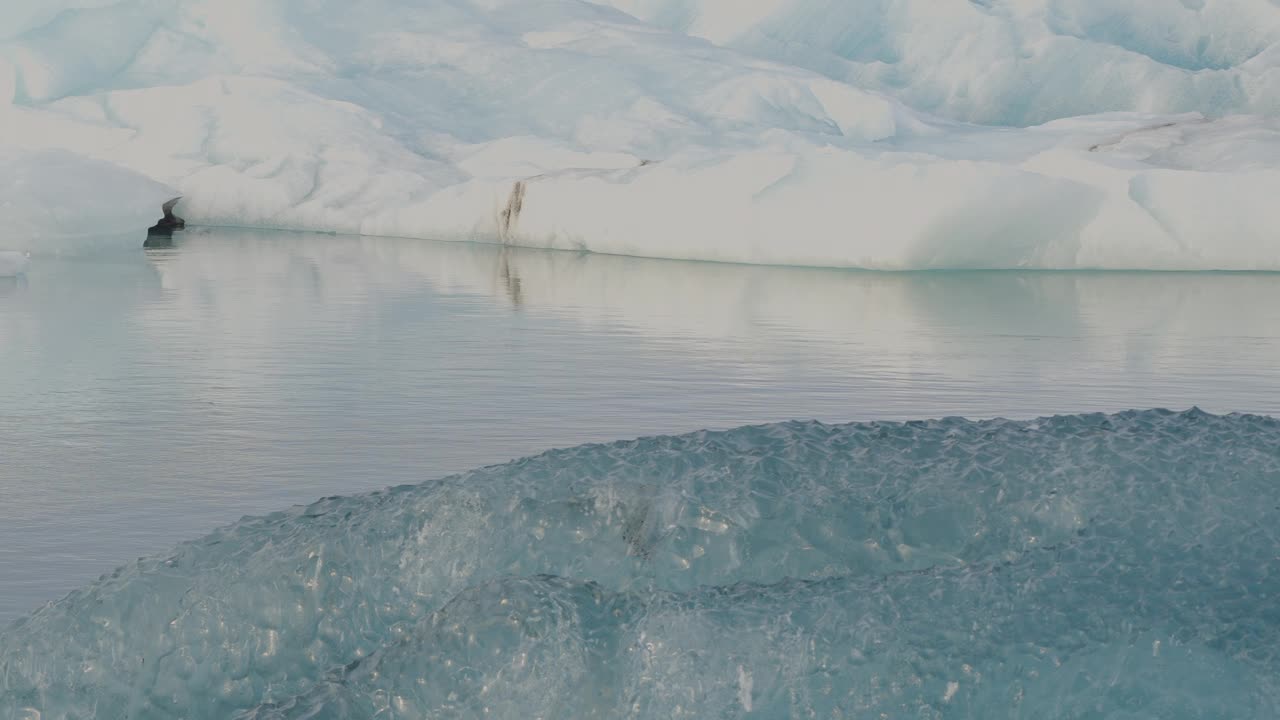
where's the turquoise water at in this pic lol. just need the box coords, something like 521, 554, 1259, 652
2, 229, 1280, 717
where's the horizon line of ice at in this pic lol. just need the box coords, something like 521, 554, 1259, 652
8, 111, 1280, 271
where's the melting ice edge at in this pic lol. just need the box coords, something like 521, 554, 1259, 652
2, 409, 1278, 718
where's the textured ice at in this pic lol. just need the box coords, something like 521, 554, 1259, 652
600, 0, 1280, 125
3, 0, 1280, 269
3, 409, 1279, 718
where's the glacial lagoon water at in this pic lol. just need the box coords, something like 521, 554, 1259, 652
2, 229, 1280, 717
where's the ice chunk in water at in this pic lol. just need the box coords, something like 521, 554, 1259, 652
3, 410, 1279, 718
0, 148, 176, 253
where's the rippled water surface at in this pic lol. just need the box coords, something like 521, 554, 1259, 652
1, 228, 1279, 632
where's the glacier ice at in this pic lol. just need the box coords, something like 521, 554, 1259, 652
2, 0, 1280, 269
599, 0, 1280, 125
0, 148, 176, 252
2, 409, 1279, 718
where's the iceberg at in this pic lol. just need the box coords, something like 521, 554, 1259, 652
3, 0, 1280, 268
2, 410, 1279, 717
0, 148, 176, 251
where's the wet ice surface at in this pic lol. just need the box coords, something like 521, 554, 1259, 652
1, 230, 1279, 717
3, 409, 1279, 718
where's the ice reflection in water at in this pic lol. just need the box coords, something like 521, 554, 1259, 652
1, 228, 1278, 624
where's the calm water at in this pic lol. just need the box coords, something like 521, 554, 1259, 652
1, 228, 1279, 624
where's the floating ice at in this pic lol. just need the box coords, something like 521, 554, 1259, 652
2, 410, 1278, 718
3, 0, 1280, 268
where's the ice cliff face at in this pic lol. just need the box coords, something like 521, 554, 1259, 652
2, 0, 1280, 268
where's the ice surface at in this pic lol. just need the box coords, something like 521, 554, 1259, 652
2, 409, 1279, 718
599, 0, 1280, 125
142, 229, 1280, 354
3, 0, 1280, 268
0, 148, 176, 253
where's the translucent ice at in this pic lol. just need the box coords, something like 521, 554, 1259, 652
2, 410, 1279, 718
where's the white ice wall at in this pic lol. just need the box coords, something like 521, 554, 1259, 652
3, 0, 1279, 269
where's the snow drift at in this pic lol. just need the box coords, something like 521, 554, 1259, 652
2, 0, 1279, 269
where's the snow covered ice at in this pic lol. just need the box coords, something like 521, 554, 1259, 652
2, 410, 1279, 718
2, 0, 1280, 268
601, 0, 1280, 125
